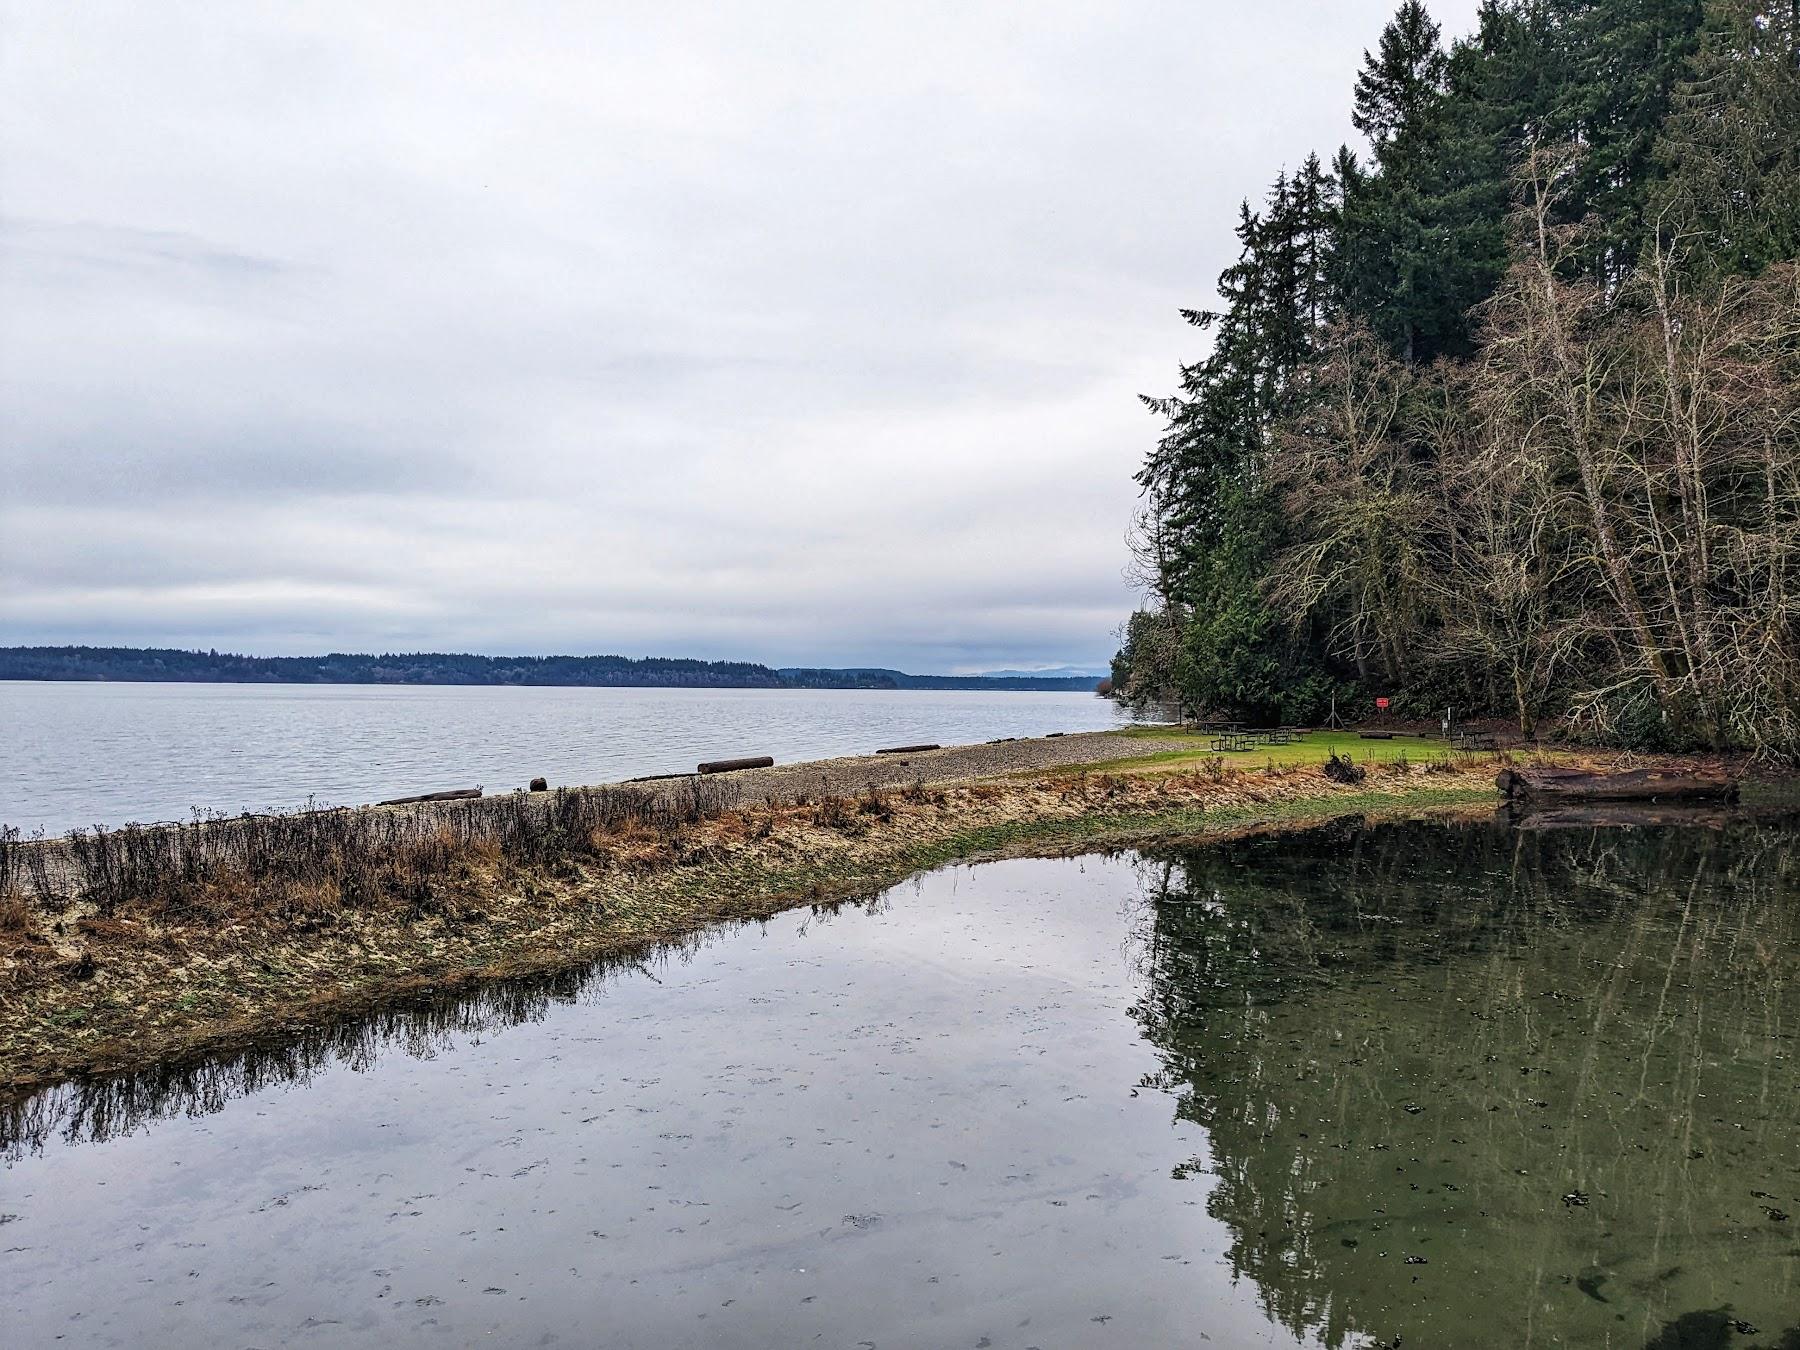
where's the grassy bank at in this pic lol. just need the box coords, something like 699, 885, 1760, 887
0, 745, 1508, 1096
1053, 727, 1457, 776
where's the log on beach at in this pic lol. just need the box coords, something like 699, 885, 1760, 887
378, 787, 483, 806
1496, 765, 1739, 804
876, 744, 940, 755
697, 756, 775, 775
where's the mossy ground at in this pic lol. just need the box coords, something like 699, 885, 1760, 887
1067, 728, 1503, 775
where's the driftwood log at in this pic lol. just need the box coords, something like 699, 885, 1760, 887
1496, 765, 1738, 804
697, 756, 775, 775
377, 787, 483, 806
876, 744, 940, 755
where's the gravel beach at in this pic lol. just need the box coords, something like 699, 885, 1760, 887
647, 726, 1193, 806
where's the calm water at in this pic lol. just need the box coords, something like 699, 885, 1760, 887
5, 815, 1797, 1348
0, 682, 1128, 834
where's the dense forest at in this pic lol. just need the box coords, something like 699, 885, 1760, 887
0, 647, 1098, 692
1112, 0, 1800, 753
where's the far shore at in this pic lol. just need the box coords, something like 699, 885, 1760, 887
0, 727, 1735, 1100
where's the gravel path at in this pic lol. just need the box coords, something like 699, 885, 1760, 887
647, 727, 1193, 807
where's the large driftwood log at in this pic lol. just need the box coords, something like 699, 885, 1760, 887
876, 743, 940, 755
1496, 765, 1738, 804
377, 787, 483, 806
697, 755, 775, 775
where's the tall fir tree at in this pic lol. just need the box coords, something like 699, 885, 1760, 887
1554, 0, 1706, 279
1335, 2, 1509, 364
1650, 0, 1800, 278
1135, 164, 1343, 720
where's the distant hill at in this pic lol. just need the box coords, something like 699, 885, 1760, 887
778, 667, 1100, 692
966, 666, 1109, 681
0, 646, 1102, 692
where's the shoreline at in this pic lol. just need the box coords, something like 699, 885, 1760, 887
0, 729, 1698, 1101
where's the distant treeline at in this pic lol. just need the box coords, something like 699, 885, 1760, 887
0, 646, 1099, 692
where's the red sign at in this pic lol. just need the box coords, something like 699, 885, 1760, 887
1375, 697, 1390, 710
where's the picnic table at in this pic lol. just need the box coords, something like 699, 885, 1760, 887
1203, 723, 1304, 752
1451, 730, 1500, 751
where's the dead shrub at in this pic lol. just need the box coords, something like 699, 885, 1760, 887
812, 794, 859, 831
0, 890, 31, 935
76, 914, 144, 942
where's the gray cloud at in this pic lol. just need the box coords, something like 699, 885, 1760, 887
0, 0, 1480, 671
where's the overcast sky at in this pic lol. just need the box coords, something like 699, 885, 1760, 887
0, 1, 1479, 673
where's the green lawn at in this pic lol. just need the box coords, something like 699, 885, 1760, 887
1074, 728, 1488, 776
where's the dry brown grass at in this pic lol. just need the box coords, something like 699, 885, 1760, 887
0, 891, 30, 936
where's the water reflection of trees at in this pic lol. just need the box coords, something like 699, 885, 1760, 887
1127, 814, 1800, 1349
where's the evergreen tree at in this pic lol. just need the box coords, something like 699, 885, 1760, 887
1352, 1, 1451, 147
1555, 0, 1706, 278
1133, 166, 1344, 720
1650, 0, 1800, 278
1336, 3, 1509, 363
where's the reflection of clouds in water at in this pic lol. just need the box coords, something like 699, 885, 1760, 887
3, 924, 715, 1159
2, 886, 900, 1158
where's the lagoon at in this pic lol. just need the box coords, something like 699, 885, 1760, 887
5, 813, 1795, 1347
